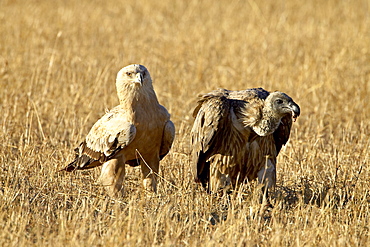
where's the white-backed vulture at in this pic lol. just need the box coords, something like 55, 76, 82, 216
61, 64, 175, 197
191, 88, 300, 196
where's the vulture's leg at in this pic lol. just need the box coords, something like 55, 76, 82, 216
261, 185, 269, 204
98, 156, 126, 197
198, 165, 210, 190
141, 157, 159, 193
209, 164, 220, 192
196, 157, 210, 190
209, 164, 231, 193
257, 158, 276, 204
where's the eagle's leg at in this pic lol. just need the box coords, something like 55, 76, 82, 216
140, 158, 159, 193
98, 156, 126, 197
257, 158, 276, 205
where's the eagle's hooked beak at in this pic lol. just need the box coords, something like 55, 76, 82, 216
289, 101, 300, 122
134, 72, 143, 85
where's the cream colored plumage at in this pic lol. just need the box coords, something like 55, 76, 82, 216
191, 88, 300, 196
62, 64, 175, 197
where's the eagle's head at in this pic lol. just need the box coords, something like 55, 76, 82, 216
116, 64, 152, 89
115, 64, 156, 104
267, 92, 300, 121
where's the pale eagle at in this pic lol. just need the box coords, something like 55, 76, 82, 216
61, 64, 175, 197
191, 88, 300, 197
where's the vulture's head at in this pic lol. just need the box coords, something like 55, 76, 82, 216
116, 64, 152, 89
266, 92, 300, 121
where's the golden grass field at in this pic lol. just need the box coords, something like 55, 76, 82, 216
1, 0, 369, 246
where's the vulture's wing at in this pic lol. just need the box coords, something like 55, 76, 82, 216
191, 89, 266, 186
191, 89, 233, 184
62, 106, 136, 171
228, 87, 270, 101
273, 115, 293, 154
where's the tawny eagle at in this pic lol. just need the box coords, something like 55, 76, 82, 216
61, 64, 175, 197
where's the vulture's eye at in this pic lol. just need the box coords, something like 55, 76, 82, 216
126, 72, 132, 76
276, 99, 284, 104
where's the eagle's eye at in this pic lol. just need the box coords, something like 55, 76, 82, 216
126, 72, 132, 76
276, 99, 284, 104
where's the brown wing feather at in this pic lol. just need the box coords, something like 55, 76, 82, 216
273, 114, 293, 154
160, 120, 175, 159
61, 106, 136, 172
60, 138, 125, 172
61, 142, 102, 172
191, 90, 230, 185
191, 89, 264, 187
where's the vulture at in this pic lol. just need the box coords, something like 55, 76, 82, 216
61, 64, 175, 197
191, 88, 300, 196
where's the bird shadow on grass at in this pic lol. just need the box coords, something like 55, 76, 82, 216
206, 176, 365, 225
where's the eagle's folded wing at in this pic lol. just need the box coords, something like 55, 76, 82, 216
159, 119, 175, 160
62, 107, 136, 171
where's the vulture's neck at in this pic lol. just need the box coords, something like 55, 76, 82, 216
252, 107, 282, 136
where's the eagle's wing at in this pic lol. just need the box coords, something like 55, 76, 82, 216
62, 106, 136, 171
159, 119, 175, 160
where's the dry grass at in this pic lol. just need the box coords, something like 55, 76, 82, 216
1, 0, 369, 246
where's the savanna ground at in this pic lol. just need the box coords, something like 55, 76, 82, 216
1, 0, 369, 246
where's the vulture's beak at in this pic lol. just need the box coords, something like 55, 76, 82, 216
289, 101, 300, 122
134, 72, 143, 85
